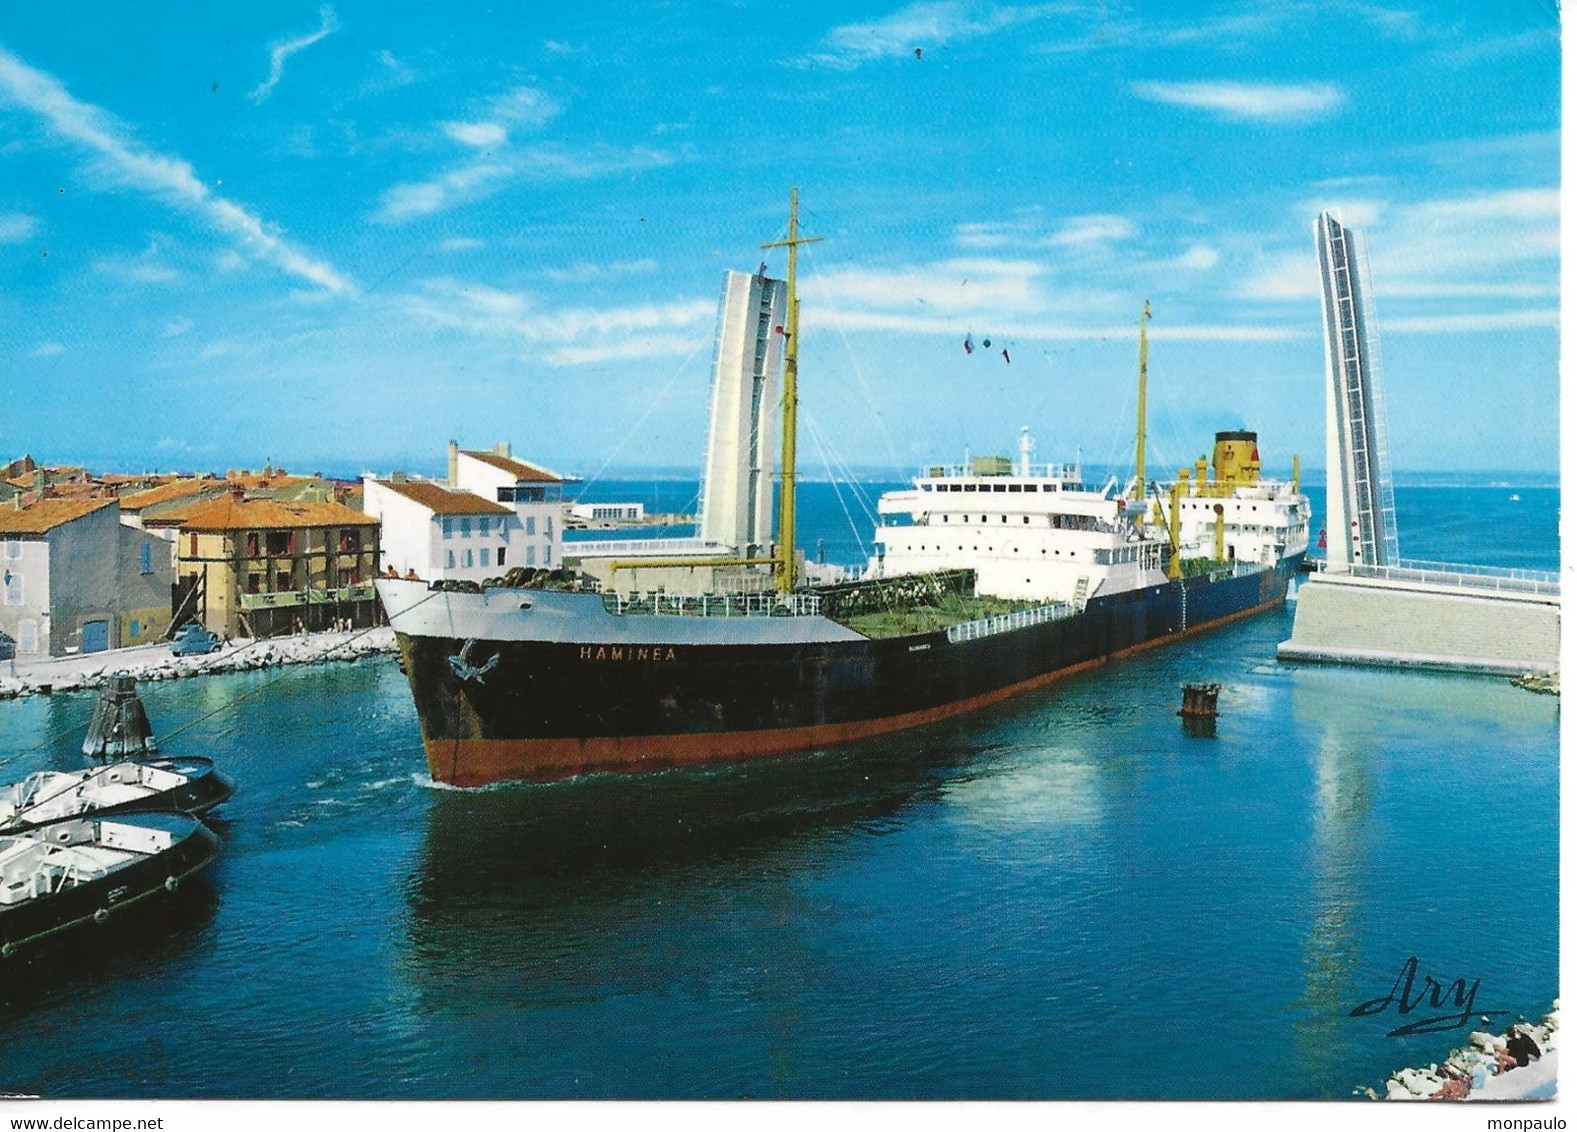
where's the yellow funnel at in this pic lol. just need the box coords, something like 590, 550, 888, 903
1212, 430, 1260, 486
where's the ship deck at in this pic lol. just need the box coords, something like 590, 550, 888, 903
832, 592, 1044, 639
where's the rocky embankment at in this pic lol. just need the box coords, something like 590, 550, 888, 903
0, 627, 397, 700
1373, 1001, 1559, 1101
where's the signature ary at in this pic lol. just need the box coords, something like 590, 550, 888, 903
1349, 956, 1510, 1037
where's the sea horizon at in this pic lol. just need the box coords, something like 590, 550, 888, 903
10, 453, 1564, 492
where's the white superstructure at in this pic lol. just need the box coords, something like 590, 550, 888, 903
869, 435, 1162, 605
869, 428, 1310, 603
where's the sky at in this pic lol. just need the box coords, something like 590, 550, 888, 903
0, 0, 1560, 480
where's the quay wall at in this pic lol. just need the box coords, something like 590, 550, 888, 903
1279, 574, 1558, 673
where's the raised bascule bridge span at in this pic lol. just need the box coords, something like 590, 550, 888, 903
1277, 211, 1559, 677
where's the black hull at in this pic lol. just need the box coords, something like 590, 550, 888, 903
399, 558, 1302, 785
4, 757, 236, 833
0, 814, 221, 958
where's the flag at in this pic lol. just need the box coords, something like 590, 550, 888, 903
1317, 528, 1327, 549
963, 333, 973, 354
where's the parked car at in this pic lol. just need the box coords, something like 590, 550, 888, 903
170, 622, 223, 656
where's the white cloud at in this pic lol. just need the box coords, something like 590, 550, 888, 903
1036, 2, 1422, 57
359, 48, 418, 96
93, 240, 182, 285
1239, 251, 1317, 300
163, 316, 195, 337
376, 144, 675, 223
545, 335, 702, 365
1162, 243, 1221, 271
1302, 198, 1387, 229
804, 257, 1044, 315
30, 341, 65, 357
1378, 281, 1557, 300
953, 212, 1138, 251
1428, 27, 1556, 67
93, 257, 181, 284
800, 250, 1293, 343
371, 86, 666, 223
398, 278, 716, 366
1053, 214, 1137, 245
438, 237, 484, 252
800, 2, 1066, 69
250, 5, 340, 103
1383, 309, 1559, 333
0, 46, 353, 294
1131, 80, 1345, 122
1408, 188, 1558, 223
487, 88, 560, 129
0, 211, 37, 243
1239, 186, 1558, 339
443, 121, 508, 149
808, 306, 1300, 341
541, 258, 659, 282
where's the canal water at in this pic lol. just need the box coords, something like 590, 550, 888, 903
0, 481, 1559, 1100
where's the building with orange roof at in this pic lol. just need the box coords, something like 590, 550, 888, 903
146, 484, 381, 638
118, 477, 223, 527
449, 442, 565, 573
0, 497, 175, 657
362, 476, 517, 583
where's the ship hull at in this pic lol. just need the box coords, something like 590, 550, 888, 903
389, 556, 1301, 786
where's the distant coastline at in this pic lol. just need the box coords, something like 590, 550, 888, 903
13, 456, 1561, 492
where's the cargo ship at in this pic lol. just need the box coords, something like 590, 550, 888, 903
379, 194, 1310, 786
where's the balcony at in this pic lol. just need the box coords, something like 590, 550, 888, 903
239, 583, 377, 610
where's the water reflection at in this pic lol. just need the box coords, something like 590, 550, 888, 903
0, 879, 222, 1016
1289, 732, 1372, 1095
941, 748, 1105, 832
403, 739, 965, 978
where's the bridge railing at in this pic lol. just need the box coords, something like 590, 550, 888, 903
1347, 561, 1559, 598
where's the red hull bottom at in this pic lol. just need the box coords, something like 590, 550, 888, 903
422, 594, 1283, 786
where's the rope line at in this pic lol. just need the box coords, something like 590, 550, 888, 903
801, 410, 870, 563
3, 589, 441, 771
572, 338, 707, 501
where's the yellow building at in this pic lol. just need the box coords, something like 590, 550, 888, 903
148, 487, 381, 638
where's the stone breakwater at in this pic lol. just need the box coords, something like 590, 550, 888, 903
1369, 1000, 1560, 1101
0, 627, 397, 700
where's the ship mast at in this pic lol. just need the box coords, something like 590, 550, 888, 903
1134, 300, 1151, 527
762, 187, 821, 592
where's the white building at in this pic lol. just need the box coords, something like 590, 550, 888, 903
450, 444, 565, 571
362, 478, 519, 583
0, 498, 122, 656
569, 502, 646, 523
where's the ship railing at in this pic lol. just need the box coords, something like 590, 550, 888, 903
944, 602, 1074, 644
566, 537, 722, 559
921, 462, 1080, 481
1348, 561, 1559, 598
602, 591, 824, 618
